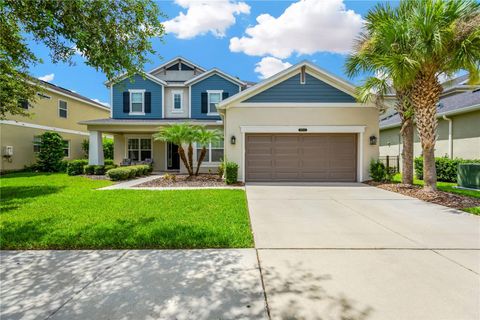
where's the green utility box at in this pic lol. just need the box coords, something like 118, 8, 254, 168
457, 163, 480, 190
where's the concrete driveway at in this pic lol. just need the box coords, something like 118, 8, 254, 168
247, 183, 480, 320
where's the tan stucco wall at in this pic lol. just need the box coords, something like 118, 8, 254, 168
223, 105, 380, 182
379, 110, 480, 160
164, 87, 189, 118
0, 89, 109, 171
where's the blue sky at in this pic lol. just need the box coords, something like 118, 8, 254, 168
28, 0, 394, 106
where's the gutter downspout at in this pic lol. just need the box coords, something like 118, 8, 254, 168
442, 115, 453, 159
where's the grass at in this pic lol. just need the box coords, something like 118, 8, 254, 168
392, 173, 479, 214
0, 172, 253, 249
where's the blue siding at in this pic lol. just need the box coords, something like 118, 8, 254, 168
112, 74, 163, 119
245, 73, 355, 103
191, 74, 240, 119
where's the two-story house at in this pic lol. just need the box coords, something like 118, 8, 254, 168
84, 57, 380, 182
81, 57, 245, 173
0, 80, 110, 172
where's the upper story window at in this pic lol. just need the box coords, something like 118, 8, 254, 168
207, 90, 223, 115
129, 89, 145, 114
172, 91, 183, 112
58, 100, 68, 118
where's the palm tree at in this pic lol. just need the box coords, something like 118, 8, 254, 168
345, 2, 416, 185
194, 127, 223, 176
398, 0, 480, 191
153, 123, 198, 176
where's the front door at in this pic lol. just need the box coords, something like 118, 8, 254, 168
167, 142, 180, 170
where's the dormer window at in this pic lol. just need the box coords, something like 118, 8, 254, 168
172, 90, 183, 113
207, 90, 223, 115
129, 89, 145, 115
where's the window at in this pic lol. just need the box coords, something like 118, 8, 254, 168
128, 138, 151, 161
58, 100, 68, 118
196, 137, 224, 163
172, 91, 182, 112
207, 91, 222, 115
33, 136, 41, 153
62, 140, 70, 158
129, 90, 144, 114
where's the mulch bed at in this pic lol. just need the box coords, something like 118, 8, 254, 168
135, 174, 244, 188
365, 181, 480, 210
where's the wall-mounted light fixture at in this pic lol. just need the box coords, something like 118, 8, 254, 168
230, 135, 236, 145
369, 135, 377, 145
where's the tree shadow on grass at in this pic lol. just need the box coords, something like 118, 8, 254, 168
0, 186, 64, 213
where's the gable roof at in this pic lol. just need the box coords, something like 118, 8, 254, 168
184, 68, 245, 87
218, 60, 356, 109
148, 56, 206, 75
104, 71, 167, 87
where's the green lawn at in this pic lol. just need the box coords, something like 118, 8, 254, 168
0, 173, 253, 249
392, 173, 479, 214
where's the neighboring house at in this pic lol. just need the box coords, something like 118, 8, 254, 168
0, 80, 110, 172
380, 74, 480, 161
85, 57, 379, 182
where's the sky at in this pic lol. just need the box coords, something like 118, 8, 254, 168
28, 0, 396, 107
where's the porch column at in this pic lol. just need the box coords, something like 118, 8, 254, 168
88, 131, 104, 165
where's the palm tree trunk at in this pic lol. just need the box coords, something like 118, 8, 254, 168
410, 72, 443, 192
187, 143, 194, 175
195, 147, 207, 176
400, 118, 414, 185
178, 145, 193, 176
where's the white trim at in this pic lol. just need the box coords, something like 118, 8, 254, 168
218, 60, 356, 109
128, 89, 145, 115
239, 126, 365, 182
185, 68, 245, 86
0, 120, 89, 136
148, 56, 206, 75
58, 99, 68, 118
207, 90, 223, 116
109, 85, 113, 118
105, 72, 167, 86
235, 102, 374, 108
80, 120, 223, 126
171, 90, 183, 113
161, 85, 165, 118
240, 125, 366, 133
188, 86, 192, 118
124, 135, 154, 161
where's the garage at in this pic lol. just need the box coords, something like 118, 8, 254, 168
245, 133, 357, 182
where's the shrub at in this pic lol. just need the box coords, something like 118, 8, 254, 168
67, 159, 88, 176
217, 162, 225, 179
370, 159, 388, 182
106, 165, 151, 181
104, 159, 114, 166
163, 173, 177, 182
81, 138, 114, 159
104, 165, 116, 172
225, 161, 239, 185
58, 160, 69, 173
414, 157, 480, 182
36, 132, 65, 172
94, 165, 106, 175
84, 165, 96, 175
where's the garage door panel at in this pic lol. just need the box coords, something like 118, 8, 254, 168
245, 133, 357, 182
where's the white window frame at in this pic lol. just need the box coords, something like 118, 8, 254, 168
125, 136, 152, 161
195, 138, 224, 164
62, 140, 70, 158
171, 90, 183, 113
33, 135, 42, 153
58, 100, 68, 118
207, 90, 223, 116
129, 89, 145, 115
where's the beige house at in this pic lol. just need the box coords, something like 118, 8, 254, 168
0, 80, 110, 172
380, 75, 480, 161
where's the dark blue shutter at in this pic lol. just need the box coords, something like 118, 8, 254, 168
144, 92, 151, 113
222, 92, 229, 100
123, 92, 129, 113
201, 92, 208, 113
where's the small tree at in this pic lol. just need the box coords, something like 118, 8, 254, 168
37, 132, 64, 172
194, 127, 223, 176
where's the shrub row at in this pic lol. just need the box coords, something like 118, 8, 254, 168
414, 157, 480, 182
106, 165, 152, 181
66, 159, 115, 176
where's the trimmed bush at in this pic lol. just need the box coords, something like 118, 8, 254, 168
36, 132, 65, 172
104, 165, 116, 172
106, 165, 151, 181
84, 165, 96, 175
104, 159, 114, 166
414, 157, 480, 182
370, 159, 388, 182
58, 160, 69, 173
67, 159, 88, 176
94, 165, 106, 175
225, 161, 239, 185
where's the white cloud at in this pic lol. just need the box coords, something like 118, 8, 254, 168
38, 73, 55, 82
229, 0, 363, 58
254, 57, 292, 79
92, 99, 110, 107
164, 0, 250, 39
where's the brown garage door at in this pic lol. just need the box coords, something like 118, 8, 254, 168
245, 133, 357, 182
